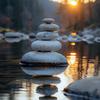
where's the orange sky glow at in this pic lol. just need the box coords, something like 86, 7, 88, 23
51, 0, 96, 4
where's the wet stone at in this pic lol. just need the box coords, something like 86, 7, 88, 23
36, 85, 58, 96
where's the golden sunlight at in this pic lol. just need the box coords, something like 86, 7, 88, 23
68, 0, 78, 6
84, 0, 96, 3
51, 0, 95, 5
71, 32, 77, 36
69, 52, 77, 65
70, 42, 76, 46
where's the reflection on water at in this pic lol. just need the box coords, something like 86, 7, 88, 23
0, 40, 100, 100
65, 42, 100, 81
68, 52, 76, 65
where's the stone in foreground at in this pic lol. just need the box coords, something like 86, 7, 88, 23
64, 77, 100, 99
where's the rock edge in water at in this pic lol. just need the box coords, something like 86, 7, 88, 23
64, 77, 100, 99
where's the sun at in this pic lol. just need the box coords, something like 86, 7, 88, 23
70, 1, 77, 6
68, 0, 78, 6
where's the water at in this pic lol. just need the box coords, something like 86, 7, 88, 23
0, 40, 100, 100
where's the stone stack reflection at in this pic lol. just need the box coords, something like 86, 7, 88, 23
20, 18, 68, 100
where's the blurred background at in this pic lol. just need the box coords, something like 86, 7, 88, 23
0, 0, 99, 33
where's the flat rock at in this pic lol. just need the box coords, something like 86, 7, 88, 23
39, 23, 59, 32
66, 77, 100, 97
31, 40, 61, 51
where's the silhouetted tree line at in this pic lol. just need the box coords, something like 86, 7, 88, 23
58, 0, 100, 31
93, 0, 100, 25
0, 0, 43, 32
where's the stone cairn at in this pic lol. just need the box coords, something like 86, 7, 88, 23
20, 18, 68, 100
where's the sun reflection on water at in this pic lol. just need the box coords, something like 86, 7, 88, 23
68, 52, 77, 65
64, 51, 79, 80
64, 50, 96, 80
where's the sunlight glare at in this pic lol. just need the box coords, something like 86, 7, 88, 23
68, 0, 78, 6
70, 42, 76, 46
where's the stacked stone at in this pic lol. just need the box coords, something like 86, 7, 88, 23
21, 18, 67, 75
20, 18, 68, 100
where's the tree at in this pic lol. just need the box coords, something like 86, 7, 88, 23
93, 0, 100, 25
0, 0, 44, 32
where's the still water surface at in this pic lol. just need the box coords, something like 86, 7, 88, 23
0, 40, 100, 100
